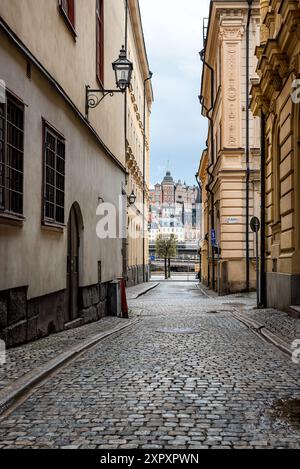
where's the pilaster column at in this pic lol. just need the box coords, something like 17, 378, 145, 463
219, 22, 244, 149
260, 0, 270, 45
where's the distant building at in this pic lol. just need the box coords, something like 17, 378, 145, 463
149, 171, 201, 243
149, 218, 185, 243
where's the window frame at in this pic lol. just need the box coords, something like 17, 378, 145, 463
58, 0, 77, 38
42, 120, 66, 229
96, 0, 104, 87
0, 91, 25, 223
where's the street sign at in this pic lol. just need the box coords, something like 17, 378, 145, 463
227, 217, 239, 224
150, 255, 155, 262
211, 229, 216, 247
250, 217, 260, 233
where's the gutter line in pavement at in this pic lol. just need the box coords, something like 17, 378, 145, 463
0, 317, 140, 420
133, 282, 160, 299
231, 310, 292, 359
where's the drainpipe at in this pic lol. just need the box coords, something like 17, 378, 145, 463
123, 0, 129, 281
246, 0, 253, 291
199, 49, 215, 289
260, 111, 266, 307
195, 173, 202, 282
195, 173, 202, 202
143, 72, 153, 283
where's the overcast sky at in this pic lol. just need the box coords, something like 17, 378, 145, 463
139, 0, 211, 186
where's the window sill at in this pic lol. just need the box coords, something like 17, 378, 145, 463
42, 221, 65, 233
58, 6, 77, 41
0, 212, 25, 227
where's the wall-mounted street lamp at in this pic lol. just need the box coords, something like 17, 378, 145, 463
85, 46, 133, 118
128, 190, 137, 207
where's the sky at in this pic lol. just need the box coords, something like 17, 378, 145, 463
139, 0, 211, 186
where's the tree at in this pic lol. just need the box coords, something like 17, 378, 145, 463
155, 234, 178, 279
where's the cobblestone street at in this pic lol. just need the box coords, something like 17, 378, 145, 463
0, 281, 299, 449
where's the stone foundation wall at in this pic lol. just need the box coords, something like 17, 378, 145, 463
0, 282, 110, 348
126, 265, 149, 287
79, 284, 108, 325
266, 273, 300, 311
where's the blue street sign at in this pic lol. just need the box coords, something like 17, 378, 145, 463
211, 229, 217, 247
150, 255, 155, 261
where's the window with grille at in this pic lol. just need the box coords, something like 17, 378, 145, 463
60, 0, 75, 29
0, 94, 24, 216
96, 0, 104, 85
44, 125, 65, 225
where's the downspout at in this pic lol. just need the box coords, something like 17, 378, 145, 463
199, 49, 215, 289
260, 111, 266, 307
143, 72, 153, 283
123, 0, 129, 281
195, 174, 202, 201
246, 0, 253, 291
195, 173, 202, 282
200, 98, 215, 288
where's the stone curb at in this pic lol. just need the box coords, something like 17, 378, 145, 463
128, 282, 160, 300
196, 284, 210, 298
231, 310, 291, 357
0, 317, 140, 417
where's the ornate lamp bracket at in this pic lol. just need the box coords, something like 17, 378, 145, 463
85, 86, 124, 119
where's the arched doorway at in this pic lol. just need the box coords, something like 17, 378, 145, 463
66, 203, 83, 323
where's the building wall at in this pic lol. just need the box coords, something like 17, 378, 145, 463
251, 0, 300, 310
199, 1, 261, 293
0, 0, 133, 346
0, 0, 126, 164
125, 0, 153, 287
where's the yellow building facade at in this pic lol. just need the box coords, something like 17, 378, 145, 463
199, 0, 261, 294
125, 0, 153, 286
251, 0, 300, 310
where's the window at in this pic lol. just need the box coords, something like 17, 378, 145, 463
59, 0, 75, 30
0, 94, 24, 216
96, 0, 104, 85
43, 124, 65, 225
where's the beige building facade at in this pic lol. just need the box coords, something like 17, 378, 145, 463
125, 0, 153, 286
0, 0, 151, 346
251, 0, 300, 310
199, 0, 261, 293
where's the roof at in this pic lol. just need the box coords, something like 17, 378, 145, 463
161, 171, 174, 185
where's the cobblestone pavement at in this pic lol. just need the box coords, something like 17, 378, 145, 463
0, 316, 129, 390
239, 308, 300, 344
0, 281, 300, 449
199, 285, 300, 344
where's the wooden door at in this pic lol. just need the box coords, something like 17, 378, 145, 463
66, 206, 79, 323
